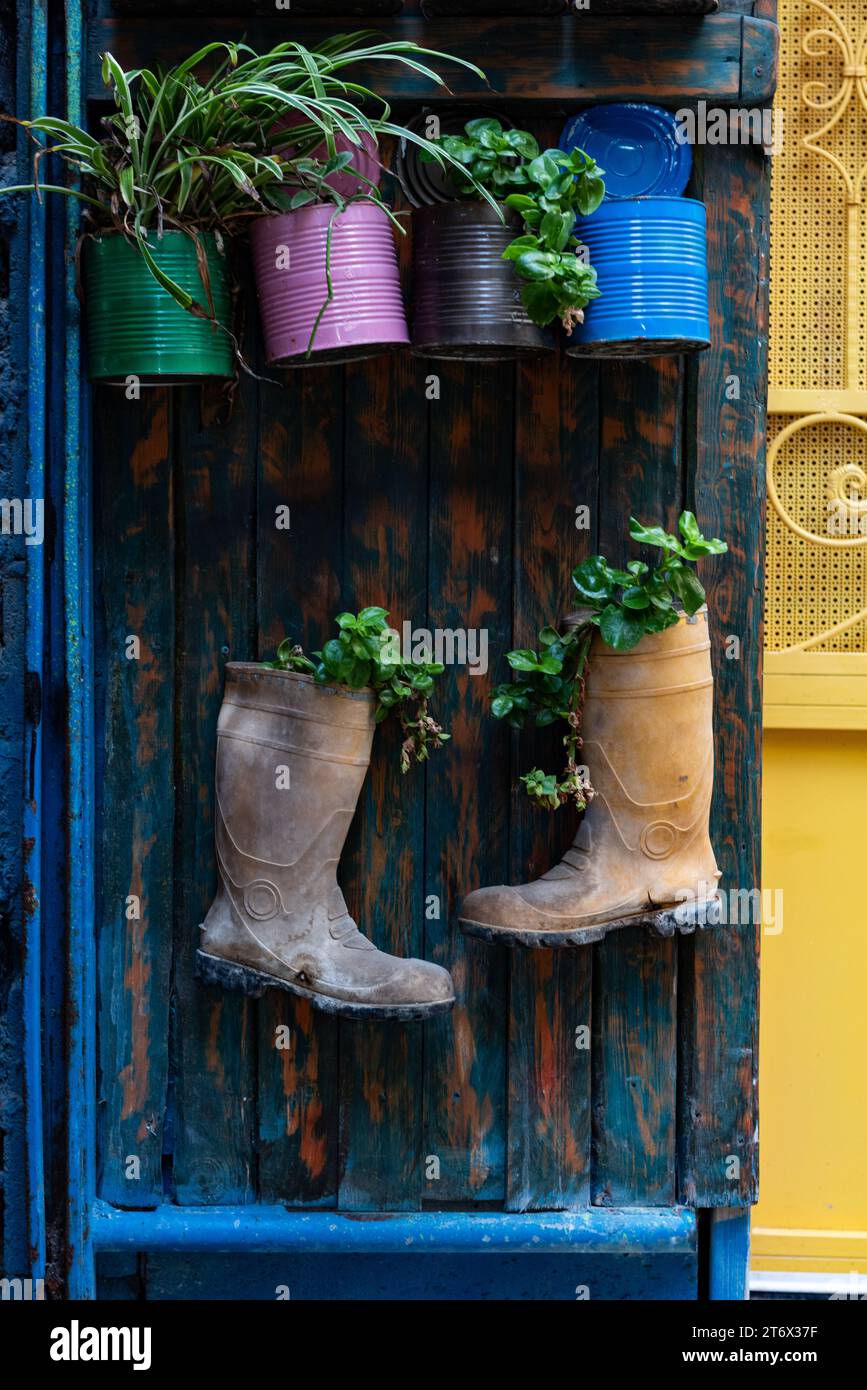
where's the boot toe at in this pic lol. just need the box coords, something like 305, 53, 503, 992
345, 951, 454, 1008
401, 958, 454, 1005
460, 884, 530, 931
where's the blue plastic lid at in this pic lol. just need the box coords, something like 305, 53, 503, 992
560, 104, 692, 200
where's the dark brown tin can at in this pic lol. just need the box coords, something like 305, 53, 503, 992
411, 202, 555, 362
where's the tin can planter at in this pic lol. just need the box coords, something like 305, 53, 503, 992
397, 107, 512, 209
84, 230, 234, 383
251, 203, 409, 366
411, 202, 554, 361
275, 117, 381, 201
566, 196, 710, 359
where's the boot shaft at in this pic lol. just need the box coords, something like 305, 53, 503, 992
564, 609, 716, 868
216, 664, 376, 871
575, 609, 714, 807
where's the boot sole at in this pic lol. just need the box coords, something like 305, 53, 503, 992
459, 894, 723, 949
195, 948, 455, 1021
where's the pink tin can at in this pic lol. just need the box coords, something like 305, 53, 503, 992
251, 202, 410, 365
273, 116, 382, 200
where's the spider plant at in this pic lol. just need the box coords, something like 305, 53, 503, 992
1, 34, 491, 318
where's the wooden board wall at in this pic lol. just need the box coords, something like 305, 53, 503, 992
93, 107, 766, 1215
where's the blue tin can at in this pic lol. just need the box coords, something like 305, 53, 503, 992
560, 105, 692, 200
567, 196, 710, 359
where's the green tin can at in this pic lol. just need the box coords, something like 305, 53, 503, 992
84, 230, 234, 382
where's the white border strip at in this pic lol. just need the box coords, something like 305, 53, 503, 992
750, 1270, 867, 1296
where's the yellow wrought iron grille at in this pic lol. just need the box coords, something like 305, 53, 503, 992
766, 0, 867, 654
767, 415, 867, 650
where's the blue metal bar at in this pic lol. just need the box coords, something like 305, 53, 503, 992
91, 1202, 697, 1256
22, 0, 48, 1285
64, 0, 97, 1300
708, 1208, 751, 1300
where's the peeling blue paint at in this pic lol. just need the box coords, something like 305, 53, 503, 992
91, 1201, 698, 1257
0, 0, 42, 1284
22, 0, 48, 1284
63, 0, 97, 1301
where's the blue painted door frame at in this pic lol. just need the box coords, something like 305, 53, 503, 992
5, 0, 753, 1301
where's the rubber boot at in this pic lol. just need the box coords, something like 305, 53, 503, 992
197, 664, 454, 1018
460, 610, 722, 947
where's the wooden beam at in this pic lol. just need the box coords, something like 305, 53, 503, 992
680, 137, 768, 1209
85, 16, 778, 107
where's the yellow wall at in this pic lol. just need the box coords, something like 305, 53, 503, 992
754, 730, 867, 1277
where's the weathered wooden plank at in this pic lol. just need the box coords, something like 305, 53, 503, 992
507, 949, 593, 1212
255, 366, 344, 1206
585, 1, 718, 12
740, 6, 778, 101
424, 360, 512, 1202
102, 2, 403, 13
85, 16, 776, 106
593, 358, 683, 1206
506, 344, 598, 1212
422, 1, 566, 13
592, 926, 679, 1206
95, 391, 174, 1207
680, 141, 766, 1207
337, 342, 429, 1211
171, 283, 259, 1205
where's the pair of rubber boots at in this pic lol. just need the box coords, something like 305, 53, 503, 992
197, 611, 721, 1020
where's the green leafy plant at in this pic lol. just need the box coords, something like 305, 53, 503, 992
491, 622, 595, 811
491, 512, 727, 809
1, 35, 488, 322
420, 116, 605, 330
266, 607, 450, 773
